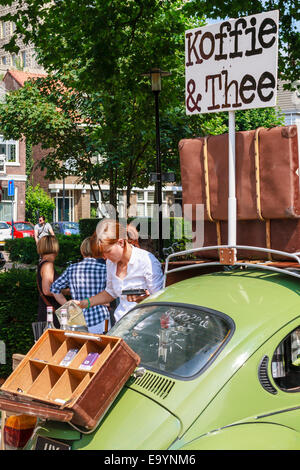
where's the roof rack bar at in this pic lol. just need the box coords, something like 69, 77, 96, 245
164, 245, 300, 287
165, 245, 300, 264
163, 260, 300, 288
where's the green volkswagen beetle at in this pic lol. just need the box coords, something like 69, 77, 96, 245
17, 261, 300, 450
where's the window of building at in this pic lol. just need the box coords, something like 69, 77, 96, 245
11, 53, 16, 67
135, 190, 168, 217
21, 51, 26, 68
0, 22, 6, 39
52, 190, 74, 222
0, 186, 16, 221
0, 137, 19, 164
271, 326, 300, 392
1, 56, 6, 65
148, 191, 155, 202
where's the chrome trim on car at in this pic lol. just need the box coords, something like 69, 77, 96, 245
164, 245, 300, 288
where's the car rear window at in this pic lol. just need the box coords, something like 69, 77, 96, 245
0, 222, 9, 229
109, 303, 233, 379
64, 222, 78, 229
14, 223, 33, 230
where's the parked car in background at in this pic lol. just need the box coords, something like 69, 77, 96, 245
6, 221, 34, 239
0, 221, 11, 247
52, 221, 79, 236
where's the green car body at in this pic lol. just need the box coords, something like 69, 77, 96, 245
28, 268, 300, 450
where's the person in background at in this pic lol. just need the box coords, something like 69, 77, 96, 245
76, 219, 164, 323
50, 237, 110, 334
37, 235, 61, 328
34, 215, 55, 245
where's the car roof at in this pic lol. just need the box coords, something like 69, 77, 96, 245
147, 269, 300, 339
7, 221, 33, 224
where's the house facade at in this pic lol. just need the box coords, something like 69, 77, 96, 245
0, 1, 43, 74
276, 80, 300, 126
0, 132, 26, 222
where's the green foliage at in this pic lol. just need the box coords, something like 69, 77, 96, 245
5, 237, 39, 264
25, 184, 55, 224
0, 1, 290, 204
5, 235, 82, 267
234, 108, 284, 131
1, 0, 297, 89
79, 218, 102, 241
0, 269, 37, 378
55, 235, 82, 266
184, 0, 299, 90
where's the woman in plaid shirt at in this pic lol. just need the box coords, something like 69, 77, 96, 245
50, 237, 110, 334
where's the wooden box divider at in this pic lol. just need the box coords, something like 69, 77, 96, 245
26, 364, 63, 398
30, 330, 65, 362
2, 360, 46, 394
0, 329, 141, 429
51, 337, 86, 366
47, 369, 91, 404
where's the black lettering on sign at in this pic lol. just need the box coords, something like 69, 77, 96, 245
221, 70, 242, 108
239, 74, 256, 103
215, 21, 231, 61
229, 18, 247, 59
185, 31, 203, 66
205, 74, 222, 110
199, 32, 215, 61
245, 17, 263, 56
257, 72, 276, 102
186, 79, 202, 112
258, 18, 277, 48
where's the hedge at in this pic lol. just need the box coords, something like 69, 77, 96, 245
0, 269, 37, 378
5, 235, 82, 267
4, 217, 193, 266
79, 218, 102, 241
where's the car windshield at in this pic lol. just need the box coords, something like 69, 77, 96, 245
14, 223, 33, 231
0, 222, 9, 229
109, 303, 233, 379
63, 222, 78, 229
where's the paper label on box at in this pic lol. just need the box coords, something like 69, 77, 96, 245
59, 348, 79, 367
79, 352, 100, 370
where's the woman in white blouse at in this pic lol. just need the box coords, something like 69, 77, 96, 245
77, 219, 164, 322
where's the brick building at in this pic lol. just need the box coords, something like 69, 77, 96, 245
0, 1, 43, 74
1, 69, 93, 222
0, 131, 26, 222
0, 2, 182, 222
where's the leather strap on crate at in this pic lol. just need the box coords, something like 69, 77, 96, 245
254, 127, 265, 222
254, 127, 272, 261
203, 137, 221, 246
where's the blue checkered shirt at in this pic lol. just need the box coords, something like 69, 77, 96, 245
50, 258, 109, 327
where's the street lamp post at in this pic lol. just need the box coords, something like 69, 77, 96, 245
142, 68, 171, 259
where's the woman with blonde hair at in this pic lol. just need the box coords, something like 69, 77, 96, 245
36, 235, 61, 327
76, 219, 163, 323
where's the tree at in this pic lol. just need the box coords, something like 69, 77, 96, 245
0, 0, 298, 90
0, 1, 287, 210
184, 0, 299, 90
25, 184, 55, 223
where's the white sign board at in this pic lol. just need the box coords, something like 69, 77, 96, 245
185, 10, 279, 114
